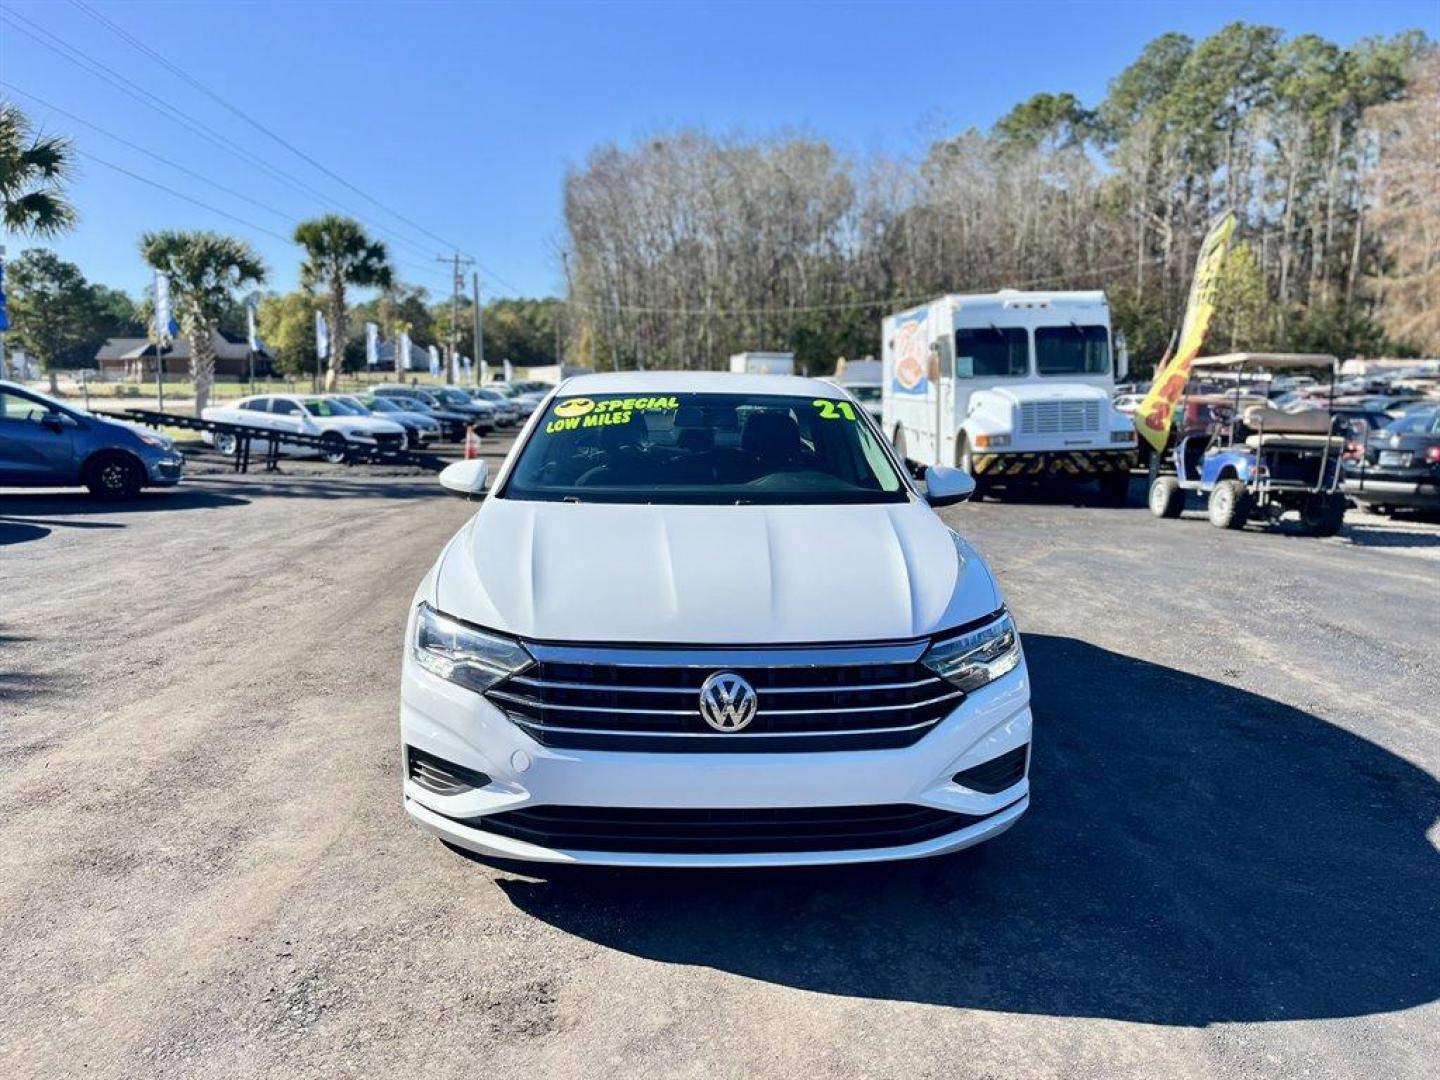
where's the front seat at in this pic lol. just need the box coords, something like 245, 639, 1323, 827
740, 410, 803, 466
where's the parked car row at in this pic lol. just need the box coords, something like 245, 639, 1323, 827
200, 382, 556, 463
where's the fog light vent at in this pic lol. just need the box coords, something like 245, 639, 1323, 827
952, 745, 1028, 794
407, 746, 491, 795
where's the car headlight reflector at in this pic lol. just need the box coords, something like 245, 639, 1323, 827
922, 613, 1021, 692
135, 429, 173, 449
413, 603, 533, 693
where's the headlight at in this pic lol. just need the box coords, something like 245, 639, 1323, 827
921, 613, 1021, 692
135, 429, 173, 449
413, 603, 533, 694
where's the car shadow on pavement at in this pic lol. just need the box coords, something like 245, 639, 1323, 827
0, 489, 248, 547
490, 634, 1440, 1027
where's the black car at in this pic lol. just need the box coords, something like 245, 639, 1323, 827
372, 386, 489, 440
1343, 408, 1440, 514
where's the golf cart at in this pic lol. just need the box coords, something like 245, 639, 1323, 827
1147, 353, 1349, 536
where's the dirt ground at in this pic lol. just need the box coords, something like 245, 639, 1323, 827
2, 440, 1437, 1080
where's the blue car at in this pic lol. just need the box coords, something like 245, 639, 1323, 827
0, 380, 184, 498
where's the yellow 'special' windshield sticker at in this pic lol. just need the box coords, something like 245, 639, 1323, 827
545, 395, 681, 435
812, 399, 857, 421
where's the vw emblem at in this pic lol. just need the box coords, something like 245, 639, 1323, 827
698, 672, 758, 732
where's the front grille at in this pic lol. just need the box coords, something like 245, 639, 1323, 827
1019, 399, 1101, 436
374, 432, 405, 452
463, 803, 995, 854
953, 745, 1028, 793
486, 638, 969, 753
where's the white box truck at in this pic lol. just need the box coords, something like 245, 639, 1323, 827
729, 352, 795, 375
881, 290, 1136, 502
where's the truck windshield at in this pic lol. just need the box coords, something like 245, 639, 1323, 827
503, 392, 907, 505
1036, 325, 1111, 376
956, 327, 1028, 378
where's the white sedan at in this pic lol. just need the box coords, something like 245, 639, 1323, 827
202, 394, 408, 463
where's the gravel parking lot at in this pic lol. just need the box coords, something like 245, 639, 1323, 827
3, 439, 1437, 1080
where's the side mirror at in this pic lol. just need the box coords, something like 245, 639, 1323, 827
1116, 332, 1130, 381
439, 459, 489, 499
924, 464, 976, 507
43, 411, 76, 432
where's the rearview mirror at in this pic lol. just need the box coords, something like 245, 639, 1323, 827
924, 464, 976, 507
438, 459, 489, 499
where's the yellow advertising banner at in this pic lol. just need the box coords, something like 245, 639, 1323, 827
1134, 212, 1237, 452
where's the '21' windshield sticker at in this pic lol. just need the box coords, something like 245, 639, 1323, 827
812, 399, 857, 421
546, 395, 680, 434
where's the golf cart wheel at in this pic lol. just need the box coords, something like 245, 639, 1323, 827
215, 432, 238, 455
85, 452, 144, 499
1301, 494, 1347, 537
1207, 479, 1252, 530
320, 433, 349, 465
1148, 475, 1184, 519
1097, 470, 1131, 507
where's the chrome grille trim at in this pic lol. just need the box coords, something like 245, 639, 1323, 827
487, 638, 961, 753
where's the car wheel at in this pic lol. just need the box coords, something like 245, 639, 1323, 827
1207, 478, 1252, 530
85, 452, 145, 499
1301, 493, 1347, 537
320, 432, 349, 465
957, 437, 990, 501
215, 432, 238, 455
1148, 475, 1184, 518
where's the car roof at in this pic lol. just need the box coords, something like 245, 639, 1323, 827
557, 371, 845, 398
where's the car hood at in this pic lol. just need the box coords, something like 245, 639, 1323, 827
987, 383, 1112, 406
314, 415, 405, 433
434, 498, 1001, 644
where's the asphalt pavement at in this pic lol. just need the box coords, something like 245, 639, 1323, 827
2, 441, 1437, 1080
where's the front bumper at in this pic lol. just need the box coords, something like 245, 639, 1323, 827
971, 448, 1135, 479
400, 647, 1033, 868
145, 454, 185, 485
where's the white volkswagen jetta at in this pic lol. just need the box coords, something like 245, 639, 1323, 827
401, 372, 1030, 867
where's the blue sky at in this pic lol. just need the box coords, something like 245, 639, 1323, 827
2, 0, 1435, 303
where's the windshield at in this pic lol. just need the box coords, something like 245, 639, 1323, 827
956, 327, 1028, 378
360, 397, 397, 412
433, 389, 472, 407
303, 399, 362, 417
1036, 325, 1111, 376
503, 392, 907, 505
848, 385, 881, 403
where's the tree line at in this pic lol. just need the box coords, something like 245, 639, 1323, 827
562, 23, 1437, 374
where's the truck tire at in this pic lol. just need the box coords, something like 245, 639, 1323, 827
1301, 493, 1347, 537
1097, 470, 1131, 507
215, 431, 238, 455
1207, 479, 1251, 530
320, 432, 349, 465
957, 437, 990, 500
84, 451, 145, 499
1148, 475, 1184, 518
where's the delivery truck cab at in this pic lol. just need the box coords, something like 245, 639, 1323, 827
882, 290, 1137, 502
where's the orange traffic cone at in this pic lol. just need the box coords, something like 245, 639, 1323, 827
464, 425, 480, 459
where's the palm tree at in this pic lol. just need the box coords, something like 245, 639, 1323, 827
138, 230, 266, 415
294, 215, 394, 390
1, 102, 77, 237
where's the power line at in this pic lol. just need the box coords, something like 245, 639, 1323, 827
5, 81, 452, 286
0, 7, 446, 267
64, 0, 526, 296
70, 0, 476, 263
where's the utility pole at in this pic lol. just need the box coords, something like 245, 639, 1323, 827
472, 272, 484, 386
437, 253, 475, 385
